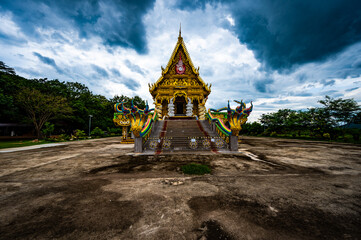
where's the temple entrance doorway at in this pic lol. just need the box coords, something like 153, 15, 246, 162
193, 99, 199, 116
162, 100, 168, 118
175, 96, 186, 115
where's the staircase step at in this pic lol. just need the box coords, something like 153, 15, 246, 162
144, 120, 228, 152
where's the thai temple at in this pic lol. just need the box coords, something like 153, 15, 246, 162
113, 28, 253, 153
149, 28, 211, 120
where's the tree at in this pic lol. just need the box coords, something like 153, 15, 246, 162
307, 107, 332, 136
132, 96, 146, 109
0, 61, 16, 75
260, 109, 295, 133
0, 61, 151, 136
110, 95, 146, 109
242, 122, 263, 135
318, 95, 360, 126
16, 88, 72, 138
91, 127, 105, 137
353, 112, 361, 124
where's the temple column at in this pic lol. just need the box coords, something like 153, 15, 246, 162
198, 100, 206, 120
155, 102, 162, 120
168, 98, 175, 117
122, 126, 127, 140
186, 97, 193, 116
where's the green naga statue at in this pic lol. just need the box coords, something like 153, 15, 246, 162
114, 100, 157, 138
207, 100, 253, 138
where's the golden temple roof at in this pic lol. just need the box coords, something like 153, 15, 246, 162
149, 31, 211, 98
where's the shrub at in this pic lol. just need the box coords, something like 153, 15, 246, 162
74, 129, 86, 139
181, 163, 211, 175
91, 127, 104, 137
42, 122, 54, 138
58, 134, 70, 141
107, 127, 122, 134
352, 132, 360, 141
261, 129, 271, 136
343, 134, 353, 142
323, 133, 331, 140
346, 129, 361, 141
270, 131, 277, 137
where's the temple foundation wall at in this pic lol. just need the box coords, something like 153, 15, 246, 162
134, 137, 143, 153
229, 135, 238, 151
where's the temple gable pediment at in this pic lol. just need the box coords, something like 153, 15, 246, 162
149, 36, 211, 98
149, 31, 211, 120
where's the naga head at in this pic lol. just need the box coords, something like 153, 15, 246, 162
243, 101, 253, 116
234, 100, 246, 113
144, 101, 150, 115
114, 100, 130, 114
227, 100, 232, 115
130, 99, 138, 113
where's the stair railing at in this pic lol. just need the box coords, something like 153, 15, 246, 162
206, 111, 231, 144
141, 112, 158, 145
215, 125, 230, 144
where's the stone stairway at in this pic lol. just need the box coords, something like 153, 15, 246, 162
144, 119, 228, 152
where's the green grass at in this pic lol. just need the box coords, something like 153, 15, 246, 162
181, 163, 211, 175
0, 140, 53, 149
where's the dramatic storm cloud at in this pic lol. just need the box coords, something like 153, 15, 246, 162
228, 0, 361, 70
176, 0, 361, 70
0, 0, 155, 53
0, 0, 360, 121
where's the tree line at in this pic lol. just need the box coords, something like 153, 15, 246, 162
0, 61, 146, 138
242, 96, 361, 142
1, 61, 360, 142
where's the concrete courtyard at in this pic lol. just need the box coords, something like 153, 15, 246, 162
0, 136, 360, 239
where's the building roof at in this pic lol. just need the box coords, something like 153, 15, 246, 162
149, 31, 211, 98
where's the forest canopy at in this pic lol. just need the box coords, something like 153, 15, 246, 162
0, 61, 146, 137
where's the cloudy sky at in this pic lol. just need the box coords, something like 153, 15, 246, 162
1, 0, 361, 121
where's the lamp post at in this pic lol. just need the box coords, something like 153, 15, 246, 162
89, 115, 93, 137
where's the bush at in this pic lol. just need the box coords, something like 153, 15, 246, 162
74, 129, 86, 139
270, 131, 277, 137
345, 129, 361, 141
42, 122, 54, 138
91, 127, 104, 137
261, 129, 271, 136
58, 134, 70, 141
343, 134, 353, 142
107, 127, 122, 134
181, 163, 211, 175
352, 132, 360, 141
323, 133, 331, 140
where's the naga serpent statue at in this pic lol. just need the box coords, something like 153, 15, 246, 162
114, 100, 157, 138
207, 100, 253, 136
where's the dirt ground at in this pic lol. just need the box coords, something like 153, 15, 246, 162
0, 136, 360, 240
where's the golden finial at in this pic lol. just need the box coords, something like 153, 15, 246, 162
179, 23, 182, 38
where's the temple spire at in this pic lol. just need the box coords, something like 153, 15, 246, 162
179, 23, 182, 38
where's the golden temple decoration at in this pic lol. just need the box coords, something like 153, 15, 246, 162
113, 114, 131, 126
113, 113, 131, 140
149, 30, 211, 119
198, 98, 207, 120
114, 101, 157, 138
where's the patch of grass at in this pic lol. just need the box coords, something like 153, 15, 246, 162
0, 140, 52, 149
181, 163, 211, 175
